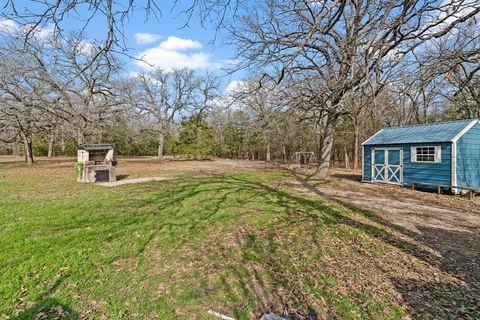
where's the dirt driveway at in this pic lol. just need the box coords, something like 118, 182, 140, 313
290, 168, 480, 317
295, 170, 480, 233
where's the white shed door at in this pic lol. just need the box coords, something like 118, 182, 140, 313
371, 148, 403, 185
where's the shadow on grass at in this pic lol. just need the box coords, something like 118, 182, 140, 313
6, 171, 479, 318
169, 158, 215, 162
330, 172, 362, 182
287, 169, 480, 318
12, 275, 80, 320
12, 299, 79, 320
107, 174, 431, 317
96, 175, 339, 316
119, 172, 480, 318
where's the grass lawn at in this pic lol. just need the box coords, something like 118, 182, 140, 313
0, 158, 476, 319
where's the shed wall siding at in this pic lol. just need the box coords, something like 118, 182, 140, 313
362, 145, 372, 181
363, 143, 451, 186
456, 123, 480, 188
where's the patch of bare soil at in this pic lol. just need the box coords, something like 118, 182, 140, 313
287, 167, 480, 319
115, 157, 274, 179
0, 156, 274, 180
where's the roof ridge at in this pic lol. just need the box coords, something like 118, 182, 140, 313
383, 118, 477, 130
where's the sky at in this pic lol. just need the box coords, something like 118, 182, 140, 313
5, 0, 476, 95
0, 1, 241, 92
118, 3, 236, 76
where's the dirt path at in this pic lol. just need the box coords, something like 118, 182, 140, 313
295, 178, 480, 234
290, 171, 480, 317
97, 177, 171, 187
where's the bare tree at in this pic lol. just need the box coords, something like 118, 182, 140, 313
1, 1, 160, 70
223, 0, 480, 177
431, 25, 480, 117
0, 51, 55, 163
0, 25, 121, 160
233, 81, 284, 162
124, 68, 218, 159
1, 0, 240, 70
43, 34, 122, 144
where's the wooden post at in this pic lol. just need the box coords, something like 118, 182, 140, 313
344, 145, 349, 170
411, 183, 416, 190
469, 190, 475, 201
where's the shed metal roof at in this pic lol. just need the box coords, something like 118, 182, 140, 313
78, 144, 113, 151
363, 119, 478, 145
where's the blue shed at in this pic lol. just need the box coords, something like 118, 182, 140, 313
362, 119, 480, 191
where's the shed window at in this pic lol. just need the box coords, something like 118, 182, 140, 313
411, 146, 441, 163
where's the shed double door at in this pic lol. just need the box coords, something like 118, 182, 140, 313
371, 148, 403, 185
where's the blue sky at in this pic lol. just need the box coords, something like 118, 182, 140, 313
1, 1, 240, 90
118, 2, 235, 74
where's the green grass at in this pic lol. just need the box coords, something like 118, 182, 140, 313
0, 163, 414, 319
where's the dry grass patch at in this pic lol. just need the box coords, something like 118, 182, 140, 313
1, 158, 479, 319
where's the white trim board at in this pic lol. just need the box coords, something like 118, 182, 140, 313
450, 119, 478, 193
451, 119, 479, 142
361, 145, 365, 181
451, 142, 457, 192
362, 128, 384, 145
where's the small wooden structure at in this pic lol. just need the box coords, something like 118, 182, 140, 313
362, 119, 480, 195
77, 144, 117, 183
295, 152, 315, 166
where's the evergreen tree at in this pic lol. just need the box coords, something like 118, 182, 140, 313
177, 113, 216, 160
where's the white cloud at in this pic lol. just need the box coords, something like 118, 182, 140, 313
134, 32, 162, 45
423, 0, 480, 37
34, 24, 55, 40
0, 19, 17, 34
135, 36, 222, 71
225, 80, 247, 94
158, 36, 202, 51
384, 46, 405, 61
0, 19, 55, 40
78, 40, 96, 54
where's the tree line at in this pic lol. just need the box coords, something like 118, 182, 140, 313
0, 0, 479, 176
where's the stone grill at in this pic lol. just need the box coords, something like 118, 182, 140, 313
77, 144, 117, 183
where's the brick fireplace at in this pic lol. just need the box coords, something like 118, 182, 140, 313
77, 144, 117, 183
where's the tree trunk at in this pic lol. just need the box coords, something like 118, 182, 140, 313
11, 139, 18, 156
315, 114, 337, 178
60, 133, 65, 155
21, 133, 34, 164
157, 132, 165, 159
282, 145, 287, 164
265, 143, 271, 162
353, 122, 360, 171
26, 140, 34, 164
77, 129, 85, 145
47, 133, 55, 158
344, 145, 349, 170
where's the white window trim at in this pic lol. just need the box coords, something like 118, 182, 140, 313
451, 119, 478, 192
410, 146, 441, 163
